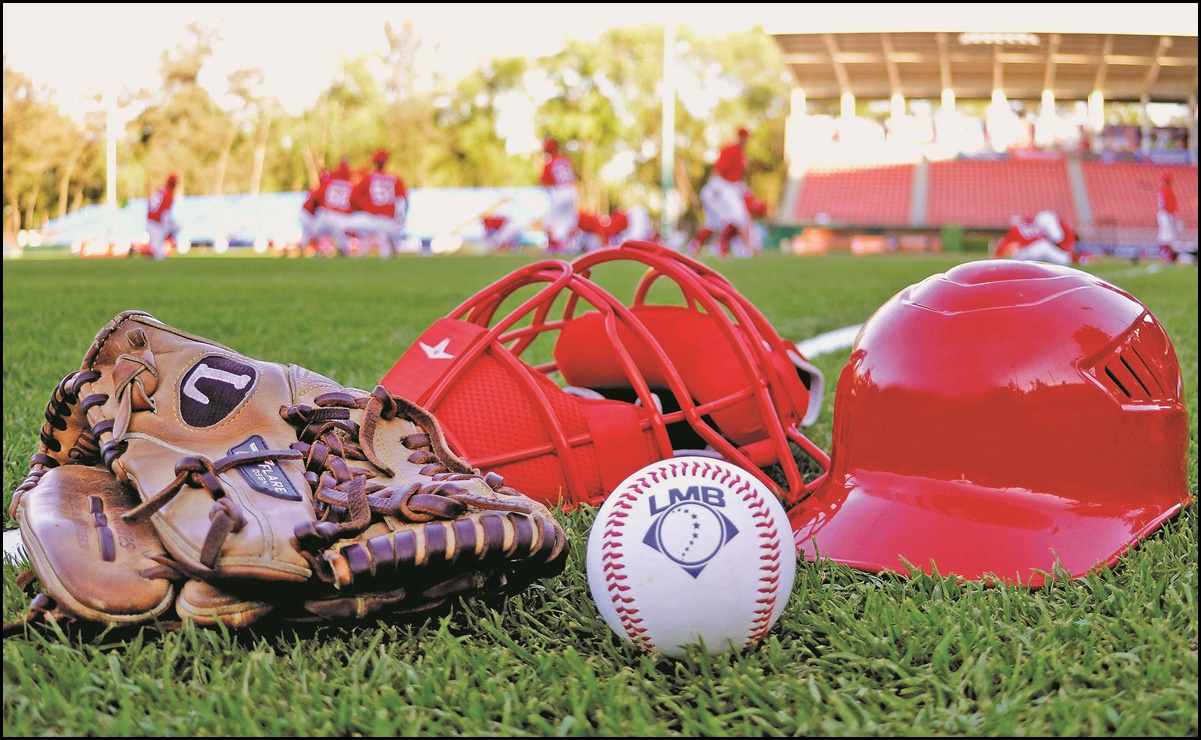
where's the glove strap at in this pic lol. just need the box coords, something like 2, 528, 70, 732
122, 447, 302, 568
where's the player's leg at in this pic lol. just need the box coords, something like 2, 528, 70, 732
332, 214, 354, 256
146, 221, 165, 260
1157, 211, 1177, 263
690, 179, 722, 254
1012, 238, 1071, 266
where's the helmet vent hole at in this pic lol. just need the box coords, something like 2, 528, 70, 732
1097, 347, 1164, 403
1117, 355, 1152, 398
1103, 366, 1134, 400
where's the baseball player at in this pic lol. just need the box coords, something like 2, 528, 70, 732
1157, 173, 1182, 263
295, 168, 329, 257
576, 209, 628, 252
481, 214, 527, 253
540, 138, 579, 255
689, 127, 753, 258
308, 158, 356, 257
348, 148, 409, 259
729, 190, 768, 258
994, 210, 1080, 266
619, 205, 657, 244
145, 173, 180, 260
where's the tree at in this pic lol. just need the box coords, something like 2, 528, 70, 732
54, 106, 105, 219
226, 68, 277, 196
3, 64, 89, 238
429, 57, 535, 188
123, 22, 229, 200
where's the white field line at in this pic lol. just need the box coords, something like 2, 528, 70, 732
4, 527, 26, 562
796, 324, 863, 358
1093, 262, 1165, 280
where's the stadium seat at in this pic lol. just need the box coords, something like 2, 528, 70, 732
792, 164, 914, 226
925, 159, 1077, 228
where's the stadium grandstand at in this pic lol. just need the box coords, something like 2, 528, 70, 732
765, 12, 1197, 257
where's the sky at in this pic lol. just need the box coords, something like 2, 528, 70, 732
6, 3, 1195, 123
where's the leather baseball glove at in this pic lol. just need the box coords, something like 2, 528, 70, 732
5, 310, 568, 633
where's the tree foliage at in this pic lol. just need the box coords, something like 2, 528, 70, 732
3, 23, 793, 244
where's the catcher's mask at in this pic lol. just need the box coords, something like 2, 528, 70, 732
380, 240, 828, 509
789, 260, 1191, 586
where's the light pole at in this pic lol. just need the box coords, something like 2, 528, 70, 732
106, 92, 118, 211
660, 22, 677, 241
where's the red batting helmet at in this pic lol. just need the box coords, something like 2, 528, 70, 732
737, 127, 749, 139
380, 240, 828, 509
543, 138, 559, 154
166, 173, 179, 188
372, 148, 389, 165
789, 260, 1190, 586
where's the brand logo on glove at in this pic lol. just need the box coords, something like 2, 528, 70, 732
180, 355, 257, 427
229, 435, 303, 501
642, 486, 738, 578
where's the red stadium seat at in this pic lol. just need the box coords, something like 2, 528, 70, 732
792, 164, 914, 226
925, 160, 1076, 227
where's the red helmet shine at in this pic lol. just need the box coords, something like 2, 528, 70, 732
380, 240, 828, 509
789, 260, 1190, 586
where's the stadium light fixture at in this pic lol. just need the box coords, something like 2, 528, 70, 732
958, 32, 1040, 47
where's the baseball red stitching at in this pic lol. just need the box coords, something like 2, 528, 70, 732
599, 460, 785, 654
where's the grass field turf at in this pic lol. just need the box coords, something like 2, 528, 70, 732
3, 251, 1197, 736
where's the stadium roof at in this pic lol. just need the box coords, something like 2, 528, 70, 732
765, 6, 1198, 103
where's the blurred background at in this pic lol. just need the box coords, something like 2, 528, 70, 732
3, 3, 1197, 259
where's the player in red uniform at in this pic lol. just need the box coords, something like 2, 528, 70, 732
540, 138, 579, 254
1157, 173, 1181, 263
689, 127, 753, 258
145, 173, 180, 260
348, 148, 409, 258
309, 158, 355, 257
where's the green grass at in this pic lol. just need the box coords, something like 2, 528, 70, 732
3, 252, 1197, 736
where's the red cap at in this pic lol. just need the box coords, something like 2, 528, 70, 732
543, 138, 559, 154
373, 148, 389, 165
166, 173, 179, 187
737, 127, 749, 139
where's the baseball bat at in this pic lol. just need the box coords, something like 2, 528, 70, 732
451, 196, 513, 235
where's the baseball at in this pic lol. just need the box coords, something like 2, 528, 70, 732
586, 456, 797, 658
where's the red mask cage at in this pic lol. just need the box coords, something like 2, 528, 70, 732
381, 240, 828, 509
